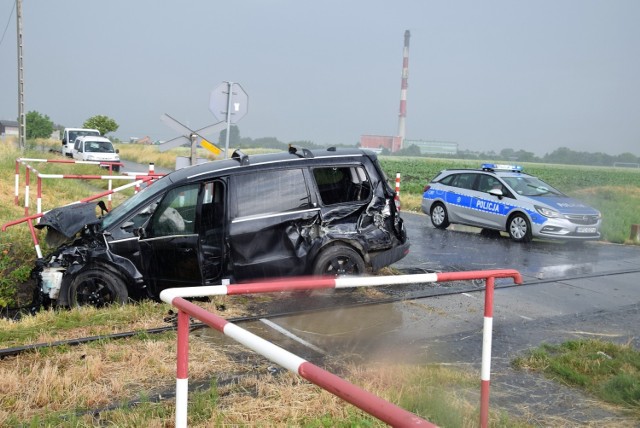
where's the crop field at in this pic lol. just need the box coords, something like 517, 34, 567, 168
379, 156, 640, 195
378, 156, 640, 244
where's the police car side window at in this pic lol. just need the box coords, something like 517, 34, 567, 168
451, 173, 475, 190
234, 169, 310, 217
439, 174, 454, 185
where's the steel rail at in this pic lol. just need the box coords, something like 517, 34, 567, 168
2, 266, 639, 359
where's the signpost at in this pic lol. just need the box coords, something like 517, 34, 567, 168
158, 114, 225, 167
159, 81, 248, 166
209, 82, 248, 159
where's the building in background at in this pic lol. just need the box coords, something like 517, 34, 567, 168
404, 139, 458, 155
0, 120, 19, 137
359, 135, 403, 153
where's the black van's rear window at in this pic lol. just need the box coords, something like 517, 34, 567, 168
234, 169, 310, 217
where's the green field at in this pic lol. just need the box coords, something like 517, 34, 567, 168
378, 156, 640, 244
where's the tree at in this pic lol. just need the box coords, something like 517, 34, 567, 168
25, 111, 53, 139
219, 125, 241, 149
83, 115, 119, 136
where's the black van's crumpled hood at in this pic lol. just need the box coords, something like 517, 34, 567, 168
35, 201, 107, 246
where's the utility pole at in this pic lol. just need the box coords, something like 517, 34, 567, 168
17, 0, 25, 150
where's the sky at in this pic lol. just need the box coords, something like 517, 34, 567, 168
1, 1, 639, 157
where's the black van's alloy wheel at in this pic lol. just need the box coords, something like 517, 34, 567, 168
67, 267, 128, 307
312, 244, 366, 276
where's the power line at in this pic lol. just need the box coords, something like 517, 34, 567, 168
0, 0, 16, 47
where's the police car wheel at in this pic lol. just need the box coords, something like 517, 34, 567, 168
508, 214, 532, 243
431, 203, 450, 229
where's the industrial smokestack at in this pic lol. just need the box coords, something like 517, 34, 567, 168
397, 30, 410, 147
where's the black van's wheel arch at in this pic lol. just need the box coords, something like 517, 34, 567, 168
67, 264, 129, 307
312, 244, 366, 276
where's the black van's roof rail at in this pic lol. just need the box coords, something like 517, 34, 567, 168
288, 145, 314, 159
231, 149, 250, 165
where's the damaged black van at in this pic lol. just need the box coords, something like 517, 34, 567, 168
31, 147, 409, 308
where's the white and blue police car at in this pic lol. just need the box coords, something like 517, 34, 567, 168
421, 164, 602, 242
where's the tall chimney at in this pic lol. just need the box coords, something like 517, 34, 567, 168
397, 30, 410, 147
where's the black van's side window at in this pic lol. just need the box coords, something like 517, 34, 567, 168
313, 166, 371, 205
150, 184, 199, 236
235, 169, 310, 217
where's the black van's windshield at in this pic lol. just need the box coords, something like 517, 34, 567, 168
101, 176, 173, 230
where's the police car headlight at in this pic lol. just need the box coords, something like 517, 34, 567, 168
535, 205, 561, 218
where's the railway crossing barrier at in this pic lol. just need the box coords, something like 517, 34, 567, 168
14, 158, 162, 213
395, 172, 401, 210
161, 269, 522, 427
4, 157, 163, 258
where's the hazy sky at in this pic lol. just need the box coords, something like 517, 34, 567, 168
1, 1, 639, 156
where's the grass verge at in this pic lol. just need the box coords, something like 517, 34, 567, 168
512, 339, 640, 415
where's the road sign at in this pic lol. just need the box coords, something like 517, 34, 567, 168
209, 82, 249, 123
158, 113, 225, 153
200, 139, 222, 155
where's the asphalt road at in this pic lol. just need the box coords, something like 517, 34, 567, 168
232, 211, 640, 425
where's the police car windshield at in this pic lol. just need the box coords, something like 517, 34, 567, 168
502, 176, 563, 197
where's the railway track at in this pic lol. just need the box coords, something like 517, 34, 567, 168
3, 266, 639, 359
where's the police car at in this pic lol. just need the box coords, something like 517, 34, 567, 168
421, 164, 602, 242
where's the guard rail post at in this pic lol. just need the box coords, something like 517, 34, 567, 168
176, 309, 190, 428
395, 172, 401, 210
480, 276, 495, 428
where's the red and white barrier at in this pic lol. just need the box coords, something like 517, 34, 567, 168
14, 157, 163, 215
2, 177, 155, 257
161, 270, 522, 427
395, 172, 401, 210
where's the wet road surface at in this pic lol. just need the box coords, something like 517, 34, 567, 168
199, 212, 640, 424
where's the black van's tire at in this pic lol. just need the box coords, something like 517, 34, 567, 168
508, 214, 532, 243
67, 266, 128, 307
312, 244, 366, 276
430, 203, 450, 229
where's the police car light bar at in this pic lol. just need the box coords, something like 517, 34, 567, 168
481, 163, 523, 172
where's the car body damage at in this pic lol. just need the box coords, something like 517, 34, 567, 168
30, 147, 409, 309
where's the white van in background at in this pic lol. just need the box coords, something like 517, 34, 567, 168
72, 136, 121, 172
61, 128, 100, 157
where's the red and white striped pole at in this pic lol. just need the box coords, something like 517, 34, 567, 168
395, 172, 401, 211
24, 166, 30, 216
169, 296, 436, 428
36, 176, 42, 218
175, 309, 190, 428
479, 276, 495, 428
160, 270, 521, 427
14, 160, 20, 205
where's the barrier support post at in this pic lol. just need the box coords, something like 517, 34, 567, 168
14, 159, 20, 205
480, 276, 495, 428
176, 309, 190, 428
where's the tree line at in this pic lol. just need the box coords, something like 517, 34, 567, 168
24, 111, 119, 139
21, 111, 639, 167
